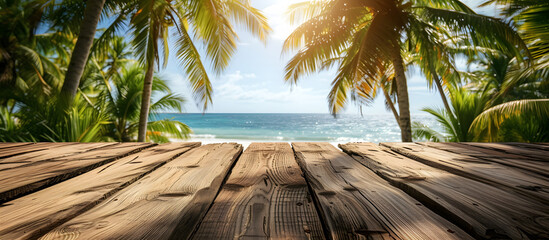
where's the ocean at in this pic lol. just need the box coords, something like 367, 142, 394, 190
157, 113, 441, 146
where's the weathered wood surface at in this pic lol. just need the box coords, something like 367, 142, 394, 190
0, 142, 117, 168
382, 142, 549, 204
0, 142, 31, 147
418, 142, 549, 178
293, 142, 472, 240
0, 142, 57, 158
0, 142, 152, 202
504, 142, 549, 152
192, 143, 324, 239
463, 142, 548, 161
0, 142, 200, 240
0, 142, 86, 159
41, 143, 243, 240
0, 142, 33, 150
340, 143, 549, 239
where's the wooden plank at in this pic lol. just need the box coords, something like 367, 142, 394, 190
502, 142, 549, 152
0, 142, 118, 167
418, 142, 549, 178
0, 142, 33, 150
0, 142, 153, 202
0, 142, 200, 240
382, 142, 549, 204
192, 142, 325, 239
0, 142, 86, 159
463, 142, 548, 161
41, 143, 243, 240
292, 142, 472, 240
341, 143, 549, 239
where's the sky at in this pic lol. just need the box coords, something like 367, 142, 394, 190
160, 0, 496, 114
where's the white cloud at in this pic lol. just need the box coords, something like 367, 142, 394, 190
215, 70, 323, 103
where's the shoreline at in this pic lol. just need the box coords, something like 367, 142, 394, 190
172, 137, 371, 149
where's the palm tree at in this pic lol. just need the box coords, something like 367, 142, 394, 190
101, 64, 191, 142
0, 0, 68, 110
413, 50, 548, 142
0, 0, 60, 89
284, 0, 528, 141
131, 0, 270, 142
465, 51, 548, 107
484, 0, 549, 64
60, 0, 107, 102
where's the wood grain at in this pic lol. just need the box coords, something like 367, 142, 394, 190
0, 142, 153, 202
0, 142, 200, 240
341, 143, 549, 239
192, 142, 325, 239
504, 142, 549, 152
292, 142, 472, 240
0, 142, 88, 159
463, 142, 548, 161
382, 142, 549, 204
0, 143, 118, 168
40, 143, 243, 240
418, 142, 549, 177
0, 143, 52, 158
0, 142, 33, 150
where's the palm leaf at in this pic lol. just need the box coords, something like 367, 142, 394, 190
470, 99, 549, 141
174, 24, 213, 111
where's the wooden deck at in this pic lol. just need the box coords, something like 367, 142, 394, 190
0, 142, 547, 239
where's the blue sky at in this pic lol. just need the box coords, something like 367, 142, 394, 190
160, 0, 494, 114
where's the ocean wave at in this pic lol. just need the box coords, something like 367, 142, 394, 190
189, 134, 331, 141
334, 137, 368, 142
190, 134, 217, 139
189, 134, 354, 142
188, 134, 403, 143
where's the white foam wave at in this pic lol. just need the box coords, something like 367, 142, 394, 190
190, 134, 217, 139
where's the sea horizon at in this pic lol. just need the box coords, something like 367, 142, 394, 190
157, 113, 441, 147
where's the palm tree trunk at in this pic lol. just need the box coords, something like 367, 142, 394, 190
431, 67, 452, 114
382, 87, 400, 124
137, 62, 155, 142
391, 45, 413, 142
60, 0, 106, 100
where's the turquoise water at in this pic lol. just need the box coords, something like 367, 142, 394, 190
158, 113, 440, 143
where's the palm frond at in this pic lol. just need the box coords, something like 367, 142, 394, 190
224, 0, 271, 43
470, 99, 549, 141
147, 119, 191, 142
418, 7, 530, 61
174, 25, 213, 111
412, 121, 446, 142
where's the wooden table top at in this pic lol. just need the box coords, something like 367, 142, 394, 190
0, 142, 547, 240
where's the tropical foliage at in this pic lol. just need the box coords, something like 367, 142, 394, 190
412, 5, 549, 143
0, 0, 547, 143
126, 0, 271, 141
0, 0, 270, 143
0, 4, 191, 142
282, 0, 527, 142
